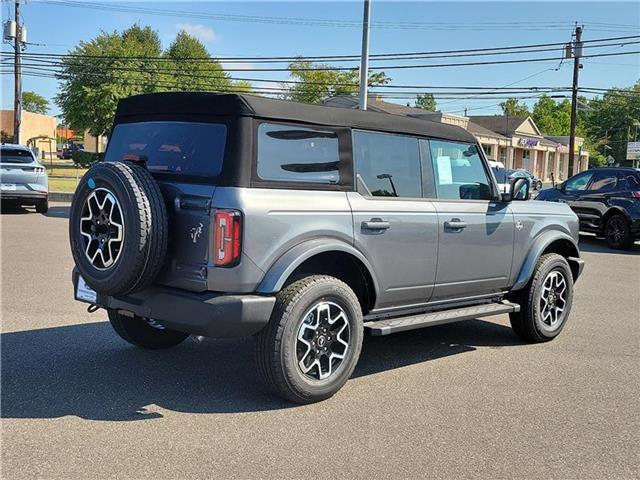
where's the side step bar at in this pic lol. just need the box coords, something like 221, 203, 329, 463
363, 301, 520, 336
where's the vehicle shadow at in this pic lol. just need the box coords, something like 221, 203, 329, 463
578, 234, 640, 255
45, 205, 71, 219
1, 318, 521, 421
0, 203, 32, 215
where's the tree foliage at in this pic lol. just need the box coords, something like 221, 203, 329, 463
22, 91, 49, 114
499, 97, 530, 116
414, 93, 436, 111
531, 95, 571, 136
56, 25, 247, 138
285, 59, 391, 104
584, 81, 640, 165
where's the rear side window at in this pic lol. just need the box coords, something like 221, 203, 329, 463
428, 140, 492, 200
257, 123, 340, 184
589, 171, 618, 192
353, 131, 422, 198
1, 148, 35, 164
105, 121, 227, 177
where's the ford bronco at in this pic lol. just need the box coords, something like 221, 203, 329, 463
69, 93, 584, 404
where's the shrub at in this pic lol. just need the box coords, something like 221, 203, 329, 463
72, 151, 103, 168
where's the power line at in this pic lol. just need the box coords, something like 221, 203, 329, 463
7, 34, 639, 63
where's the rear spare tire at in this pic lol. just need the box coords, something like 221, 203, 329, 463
69, 161, 167, 296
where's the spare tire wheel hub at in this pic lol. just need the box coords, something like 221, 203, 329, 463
79, 188, 125, 270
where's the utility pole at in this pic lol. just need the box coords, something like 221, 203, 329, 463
568, 25, 583, 176
358, 0, 371, 110
13, 0, 22, 144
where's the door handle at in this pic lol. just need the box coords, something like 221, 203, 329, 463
361, 218, 390, 231
444, 218, 467, 231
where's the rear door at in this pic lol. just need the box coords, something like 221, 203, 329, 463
426, 139, 514, 301
349, 130, 439, 310
104, 120, 228, 291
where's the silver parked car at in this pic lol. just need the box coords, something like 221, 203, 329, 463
69, 93, 584, 404
0, 144, 49, 213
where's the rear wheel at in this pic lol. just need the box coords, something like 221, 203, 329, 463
604, 214, 634, 250
108, 309, 189, 349
256, 275, 363, 404
509, 253, 573, 343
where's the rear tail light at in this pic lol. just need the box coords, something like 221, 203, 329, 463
34, 166, 45, 173
213, 209, 242, 267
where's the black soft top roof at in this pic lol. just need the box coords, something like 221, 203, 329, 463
115, 92, 476, 143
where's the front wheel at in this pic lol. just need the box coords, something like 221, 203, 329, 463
108, 309, 189, 349
256, 275, 363, 404
509, 253, 574, 343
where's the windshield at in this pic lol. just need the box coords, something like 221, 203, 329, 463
105, 121, 227, 177
1, 148, 35, 164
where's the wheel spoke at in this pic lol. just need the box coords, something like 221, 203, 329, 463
296, 301, 350, 381
79, 188, 125, 270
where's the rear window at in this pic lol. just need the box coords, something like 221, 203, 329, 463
105, 121, 227, 177
257, 123, 340, 184
1, 148, 35, 164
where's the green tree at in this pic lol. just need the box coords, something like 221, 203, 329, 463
531, 95, 571, 135
22, 91, 49, 114
285, 59, 391, 104
164, 31, 233, 92
414, 93, 436, 111
584, 82, 640, 165
56, 25, 164, 140
56, 25, 248, 140
499, 97, 530, 116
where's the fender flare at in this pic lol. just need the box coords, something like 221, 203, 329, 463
513, 231, 580, 290
256, 238, 380, 296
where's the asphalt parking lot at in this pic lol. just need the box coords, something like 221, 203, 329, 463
1, 203, 639, 479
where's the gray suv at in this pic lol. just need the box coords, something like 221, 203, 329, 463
69, 93, 584, 403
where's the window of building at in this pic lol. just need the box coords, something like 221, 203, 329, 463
428, 140, 492, 200
482, 144, 493, 158
499, 147, 507, 162
353, 131, 422, 198
256, 123, 340, 184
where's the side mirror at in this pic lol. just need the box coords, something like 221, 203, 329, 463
501, 177, 530, 202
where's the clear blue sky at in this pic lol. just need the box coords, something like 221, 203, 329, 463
1, 0, 638, 117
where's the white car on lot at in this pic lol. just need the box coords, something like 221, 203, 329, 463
0, 144, 49, 213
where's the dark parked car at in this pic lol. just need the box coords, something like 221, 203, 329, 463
536, 167, 640, 249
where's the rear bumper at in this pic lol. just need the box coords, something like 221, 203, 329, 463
0, 190, 47, 202
72, 270, 275, 337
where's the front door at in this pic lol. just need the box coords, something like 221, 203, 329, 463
425, 139, 514, 301
349, 131, 438, 310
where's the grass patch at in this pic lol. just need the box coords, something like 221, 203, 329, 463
48, 177, 79, 193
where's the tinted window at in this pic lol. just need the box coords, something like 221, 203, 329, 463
491, 167, 507, 184
429, 140, 492, 200
564, 171, 593, 191
353, 131, 422, 198
105, 121, 226, 177
1, 148, 35, 164
589, 171, 618, 192
257, 123, 339, 184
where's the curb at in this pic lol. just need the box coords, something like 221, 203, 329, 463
49, 191, 75, 202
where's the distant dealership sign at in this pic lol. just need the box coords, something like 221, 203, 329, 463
519, 138, 539, 148
626, 142, 640, 160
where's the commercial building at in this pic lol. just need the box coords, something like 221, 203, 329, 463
323, 95, 589, 182
0, 109, 57, 159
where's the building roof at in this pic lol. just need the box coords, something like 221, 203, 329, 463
468, 115, 530, 137
323, 94, 429, 116
466, 121, 508, 140
117, 92, 476, 143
